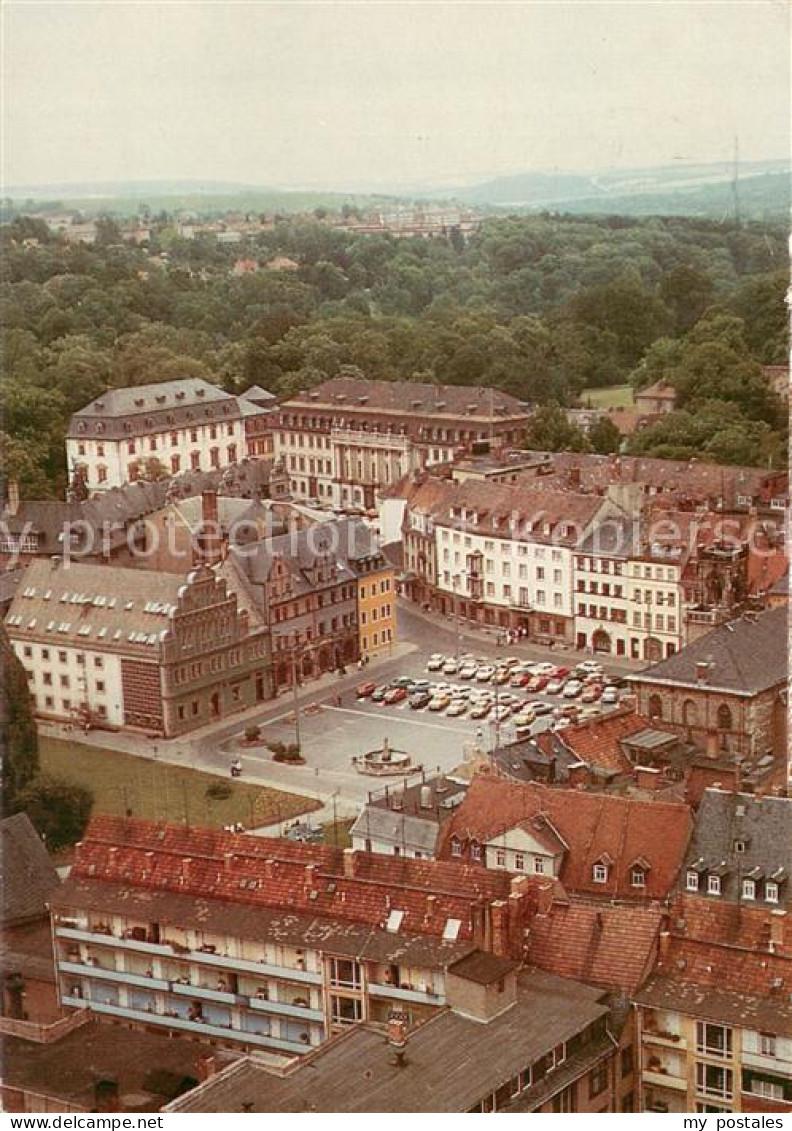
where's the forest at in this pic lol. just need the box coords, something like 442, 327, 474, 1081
1, 211, 787, 497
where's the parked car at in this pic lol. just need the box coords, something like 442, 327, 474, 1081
410, 678, 432, 691
527, 675, 550, 692
546, 678, 566, 695
476, 665, 496, 682
510, 672, 530, 688
576, 660, 604, 676
409, 690, 432, 709
501, 657, 521, 669
384, 686, 409, 705
285, 823, 323, 843
492, 668, 511, 685
553, 666, 572, 679
580, 684, 602, 704
512, 709, 535, 728
443, 658, 459, 675
529, 662, 556, 676
563, 680, 584, 699
390, 676, 416, 689
469, 700, 492, 719
601, 686, 619, 705
426, 653, 445, 671
446, 700, 468, 717
428, 693, 451, 712
459, 660, 479, 679
370, 685, 389, 702
356, 681, 377, 698
527, 701, 553, 717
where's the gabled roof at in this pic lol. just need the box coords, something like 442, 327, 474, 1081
629, 606, 788, 695
1, 814, 60, 927
437, 775, 692, 902
282, 378, 530, 420
548, 709, 665, 776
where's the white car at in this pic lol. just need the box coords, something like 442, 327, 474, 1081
459, 661, 478, 679
492, 704, 512, 722
529, 662, 557, 676
512, 710, 536, 728
563, 680, 584, 699
601, 687, 619, 705
576, 660, 604, 675
446, 700, 468, 717
443, 658, 459, 675
476, 665, 496, 682
427, 654, 445, 672
546, 678, 565, 695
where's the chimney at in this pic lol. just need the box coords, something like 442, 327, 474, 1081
657, 930, 672, 964
696, 661, 711, 686
198, 489, 223, 565
490, 900, 510, 958
6, 480, 20, 516
567, 762, 590, 788
197, 1055, 217, 1082
387, 1014, 408, 1067
419, 785, 433, 810
342, 848, 357, 878
471, 899, 488, 950
304, 863, 318, 891
635, 765, 663, 792
769, 909, 787, 953
569, 465, 581, 488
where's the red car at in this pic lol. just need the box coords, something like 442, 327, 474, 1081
553, 666, 571, 679
384, 686, 408, 705
510, 672, 531, 688
356, 681, 377, 698
580, 684, 602, 704
528, 675, 550, 692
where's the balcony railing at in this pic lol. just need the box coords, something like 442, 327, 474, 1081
368, 983, 444, 1006
61, 996, 312, 1055
55, 927, 321, 985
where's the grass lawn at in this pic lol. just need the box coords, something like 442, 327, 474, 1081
40, 736, 321, 831
320, 818, 354, 849
581, 385, 634, 409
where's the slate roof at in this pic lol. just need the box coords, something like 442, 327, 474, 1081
168, 970, 609, 1113
283, 378, 530, 421
68, 378, 245, 439
437, 775, 692, 902
629, 606, 788, 695
682, 789, 792, 905
1, 813, 60, 927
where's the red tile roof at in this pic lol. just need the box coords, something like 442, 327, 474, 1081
71, 816, 512, 943
551, 709, 661, 774
437, 776, 692, 902
527, 897, 663, 994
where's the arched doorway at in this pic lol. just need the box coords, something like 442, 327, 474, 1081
592, 629, 611, 654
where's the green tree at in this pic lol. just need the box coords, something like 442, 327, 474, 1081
588, 415, 623, 455
13, 776, 94, 850
524, 404, 589, 453
0, 628, 40, 814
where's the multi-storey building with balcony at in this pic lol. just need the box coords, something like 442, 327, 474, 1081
275, 378, 531, 507
5, 558, 272, 735
66, 378, 273, 494
50, 816, 529, 1058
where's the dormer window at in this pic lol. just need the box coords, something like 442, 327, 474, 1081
734, 839, 746, 854
686, 870, 699, 892
470, 840, 482, 863
707, 875, 721, 896
593, 863, 608, 884
450, 836, 462, 858
631, 867, 646, 888
765, 882, 779, 904
741, 879, 755, 900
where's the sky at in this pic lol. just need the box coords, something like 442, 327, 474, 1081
3, 0, 790, 191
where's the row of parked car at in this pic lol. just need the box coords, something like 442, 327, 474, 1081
354, 655, 629, 732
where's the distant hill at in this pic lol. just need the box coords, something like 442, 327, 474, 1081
452, 160, 790, 219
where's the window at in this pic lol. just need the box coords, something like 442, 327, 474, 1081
495, 849, 506, 867
593, 863, 608, 884
751, 1080, 784, 1101
533, 856, 545, 875
97, 465, 108, 484
759, 1033, 777, 1057
450, 837, 462, 858
589, 1062, 608, 1098
696, 1022, 733, 1059
329, 958, 361, 989
648, 694, 662, 719
331, 995, 362, 1026
708, 875, 721, 896
470, 840, 482, 862
552, 1085, 575, 1113
696, 1063, 733, 1101
513, 852, 525, 871
686, 870, 700, 892
631, 868, 646, 889
766, 882, 779, 904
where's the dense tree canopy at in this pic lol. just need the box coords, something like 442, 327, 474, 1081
1, 628, 40, 814
1, 211, 786, 494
